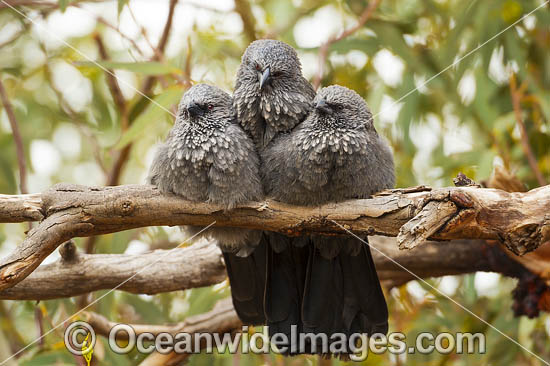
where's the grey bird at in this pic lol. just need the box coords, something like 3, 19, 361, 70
148, 84, 267, 324
228, 39, 320, 339
262, 85, 395, 354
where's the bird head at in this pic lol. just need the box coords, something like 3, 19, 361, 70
234, 39, 315, 148
176, 84, 234, 129
238, 39, 303, 92
311, 85, 374, 131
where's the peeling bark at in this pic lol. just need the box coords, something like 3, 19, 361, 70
0, 183, 548, 291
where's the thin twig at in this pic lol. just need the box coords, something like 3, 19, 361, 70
93, 33, 128, 130
0, 28, 25, 49
62, 2, 146, 57
141, 0, 178, 94
127, 4, 157, 57
0, 78, 28, 194
183, 35, 192, 86
234, 0, 256, 43
312, 0, 380, 90
88, 0, 179, 255
94, 15, 146, 58
82, 35, 130, 256
0, 0, 56, 9
510, 74, 547, 186
105, 0, 179, 190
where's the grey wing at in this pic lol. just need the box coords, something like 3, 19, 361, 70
261, 132, 309, 204
262, 128, 335, 206
234, 85, 264, 146
208, 124, 263, 209
333, 132, 395, 199
147, 143, 172, 189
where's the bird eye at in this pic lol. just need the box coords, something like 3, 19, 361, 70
207, 104, 214, 110
271, 71, 283, 78
255, 63, 261, 71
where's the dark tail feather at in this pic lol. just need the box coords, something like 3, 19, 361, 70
222, 235, 268, 325
261, 234, 388, 356
264, 233, 309, 354
340, 238, 389, 336
301, 236, 388, 355
302, 245, 344, 334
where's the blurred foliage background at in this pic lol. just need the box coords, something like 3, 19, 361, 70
0, 0, 549, 365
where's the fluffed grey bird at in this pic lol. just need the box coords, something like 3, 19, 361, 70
262, 85, 395, 354
224, 39, 318, 333
148, 84, 267, 324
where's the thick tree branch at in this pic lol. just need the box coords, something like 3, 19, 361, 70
0, 237, 526, 300
0, 193, 42, 222
0, 183, 549, 291
0, 241, 225, 300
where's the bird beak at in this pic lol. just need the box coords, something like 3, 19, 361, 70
259, 67, 270, 90
187, 102, 203, 117
315, 98, 332, 114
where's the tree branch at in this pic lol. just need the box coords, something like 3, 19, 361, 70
0, 193, 42, 222
93, 33, 128, 129
0, 241, 225, 300
0, 237, 527, 300
85, 33, 130, 256
106, 0, 178, 188
234, 0, 256, 43
0, 182, 548, 291
141, 0, 178, 94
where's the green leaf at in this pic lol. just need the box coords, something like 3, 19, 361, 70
75, 61, 182, 76
117, 0, 129, 17
115, 87, 183, 149
58, 0, 68, 12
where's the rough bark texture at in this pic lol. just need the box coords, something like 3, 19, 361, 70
0, 183, 549, 291
0, 237, 528, 300
0, 193, 43, 222
0, 241, 225, 300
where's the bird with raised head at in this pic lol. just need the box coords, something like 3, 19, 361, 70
224, 39, 318, 334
